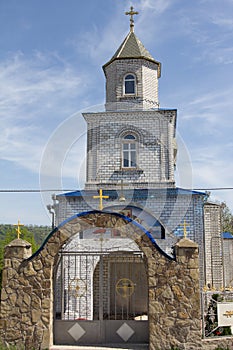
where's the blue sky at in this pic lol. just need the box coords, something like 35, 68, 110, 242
0, 0, 233, 226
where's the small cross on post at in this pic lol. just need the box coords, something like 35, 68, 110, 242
93, 189, 109, 211
181, 220, 189, 239
125, 6, 139, 32
14, 219, 24, 239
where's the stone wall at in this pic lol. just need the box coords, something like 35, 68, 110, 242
0, 211, 232, 350
142, 235, 202, 350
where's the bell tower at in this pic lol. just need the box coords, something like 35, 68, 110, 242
83, 7, 177, 190
103, 7, 161, 111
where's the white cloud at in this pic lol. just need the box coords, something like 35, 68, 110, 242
139, 0, 173, 13
0, 51, 89, 174
69, 0, 176, 65
0, 51, 83, 120
69, 17, 127, 66
211, 16, 233, 30
192, 159, 233, 210
174, 139, 233, 211
178, 3, 233, 65
169, 81, 233, 138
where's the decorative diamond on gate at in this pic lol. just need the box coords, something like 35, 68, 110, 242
116, 322, 135, 342
68, 323, 86, 341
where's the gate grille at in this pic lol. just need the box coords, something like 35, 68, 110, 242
55, 251, 148, 322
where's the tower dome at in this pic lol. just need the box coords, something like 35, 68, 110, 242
103, 7, 161, 111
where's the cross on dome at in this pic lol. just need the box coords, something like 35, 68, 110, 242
125, 6, 139, 32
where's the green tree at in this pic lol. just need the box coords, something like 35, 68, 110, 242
221, 202, 233, 234
0, 224, 51, 245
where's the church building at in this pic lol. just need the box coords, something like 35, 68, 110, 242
1, 7, 230, 349
51, 7, 212, 287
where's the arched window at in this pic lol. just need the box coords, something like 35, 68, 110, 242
124, 74, 136, 95
122, 134, 137, 168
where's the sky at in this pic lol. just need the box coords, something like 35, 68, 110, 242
0, 0, 233, 226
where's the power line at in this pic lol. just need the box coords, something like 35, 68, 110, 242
0, 187, 233, 193
193, 188, 233, 191
0, 189, 74, 193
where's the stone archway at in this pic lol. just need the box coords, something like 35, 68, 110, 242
52, 211, 153, 346
0, 210, 203, 350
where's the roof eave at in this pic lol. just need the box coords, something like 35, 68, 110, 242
103, 57, 161, 78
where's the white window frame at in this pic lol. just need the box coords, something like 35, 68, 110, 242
124, 73, 136, 95
121, 134, 137, 168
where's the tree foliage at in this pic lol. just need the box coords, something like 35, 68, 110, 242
0, 224, 51, 290
221, 203, 233, 234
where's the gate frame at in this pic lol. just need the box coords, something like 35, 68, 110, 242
54, 249, 149, 345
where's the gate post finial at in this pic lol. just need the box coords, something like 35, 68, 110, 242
13, 219, 24, 239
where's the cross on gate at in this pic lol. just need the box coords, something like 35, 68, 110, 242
180, 220, 189, 238
93, 189, 109, 210
14, 219, 24, 239
119, 179, 126, 202
125, 6, 139, 32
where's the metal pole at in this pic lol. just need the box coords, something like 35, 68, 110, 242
99, 253, 104, 342
61, 254, 64, 319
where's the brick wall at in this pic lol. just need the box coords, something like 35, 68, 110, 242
83, 109, 177, 189
204, 203, 223, 289
104, 58, 159, 110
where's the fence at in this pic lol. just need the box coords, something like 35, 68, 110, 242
202, 289, 233, 338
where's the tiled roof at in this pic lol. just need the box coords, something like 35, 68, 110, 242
103, 31, 161, 77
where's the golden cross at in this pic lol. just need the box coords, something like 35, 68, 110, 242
93, 189, 109, 210
181, 220, 189, 238
14, 219, 24, 239
119, 179, 126, 202
125, 6, 139, 32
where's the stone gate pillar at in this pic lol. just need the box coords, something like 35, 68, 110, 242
0, 239, 32, 347
173, 237, 202, 350
148, 236, 203, 350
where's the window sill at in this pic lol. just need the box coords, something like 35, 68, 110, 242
117, 168, 143, 174
120, 95, 138, 100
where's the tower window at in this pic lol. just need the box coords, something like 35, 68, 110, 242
124, 74, 136, 95
122, 134, 137, 168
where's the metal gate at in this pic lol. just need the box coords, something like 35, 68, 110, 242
54, 250, 149, 345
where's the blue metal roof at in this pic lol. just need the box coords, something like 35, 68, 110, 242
222, 232, 233, 239
56, 187, 206, 198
